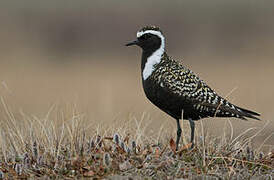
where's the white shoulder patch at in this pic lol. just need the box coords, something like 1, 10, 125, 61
137, 30, 165, 80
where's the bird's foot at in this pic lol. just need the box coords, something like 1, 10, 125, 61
190, 142, 195, 149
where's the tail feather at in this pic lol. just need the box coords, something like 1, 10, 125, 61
236, 106, 260, 120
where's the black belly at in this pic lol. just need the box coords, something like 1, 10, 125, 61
143, 78, 202, 121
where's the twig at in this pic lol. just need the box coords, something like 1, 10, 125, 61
209, 156, 273, 169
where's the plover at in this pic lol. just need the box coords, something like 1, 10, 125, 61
126, 26, 260, 150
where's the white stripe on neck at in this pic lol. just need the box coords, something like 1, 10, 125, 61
137, 30, 165, 80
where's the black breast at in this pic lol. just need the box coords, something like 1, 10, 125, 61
142, 77, 202, 120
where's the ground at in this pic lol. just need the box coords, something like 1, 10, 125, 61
0, 107, 273, 179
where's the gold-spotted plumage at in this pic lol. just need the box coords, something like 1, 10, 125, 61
151, 52, 248, 119
126, 26, 260, 150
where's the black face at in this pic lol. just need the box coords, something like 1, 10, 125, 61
126, 33, 162, 52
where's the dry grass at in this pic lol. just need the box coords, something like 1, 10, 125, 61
0, 57, 273, 178
0, 97, 273, 179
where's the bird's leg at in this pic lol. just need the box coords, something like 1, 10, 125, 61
189, 119, 195, 149
175, 119, 182, 151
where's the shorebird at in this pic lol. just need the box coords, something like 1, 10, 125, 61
126, 26, 260, 150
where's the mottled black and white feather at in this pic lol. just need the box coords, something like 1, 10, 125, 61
127, 25, 260, 122
126, 26, 260, 149
149, 52, 260, 120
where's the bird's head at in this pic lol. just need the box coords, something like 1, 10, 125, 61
126, 26, 165, 52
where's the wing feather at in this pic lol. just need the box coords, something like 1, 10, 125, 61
153, 57, 260, 120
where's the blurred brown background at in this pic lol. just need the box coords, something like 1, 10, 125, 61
0, 0, 273, 148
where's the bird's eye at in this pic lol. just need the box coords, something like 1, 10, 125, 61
140, 34, 151, 40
